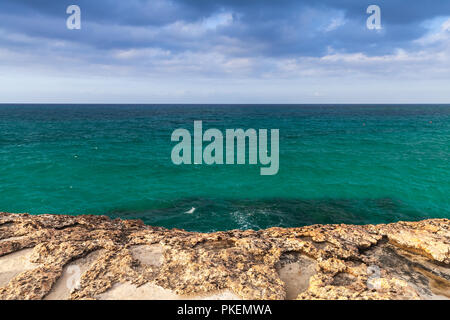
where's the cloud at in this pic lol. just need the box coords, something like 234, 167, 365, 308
1, 0, 448, 56
0, 0, 450, 102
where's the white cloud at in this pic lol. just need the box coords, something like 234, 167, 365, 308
202, 12, 233, 30
322, 16, 346, 32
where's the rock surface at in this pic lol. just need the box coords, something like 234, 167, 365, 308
0, 212, 449, 300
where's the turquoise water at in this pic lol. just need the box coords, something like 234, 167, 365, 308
0, 104, 448, 232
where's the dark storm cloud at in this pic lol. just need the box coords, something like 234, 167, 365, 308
1, 0, 449, 58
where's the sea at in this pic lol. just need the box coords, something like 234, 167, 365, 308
0, 104, 448, 232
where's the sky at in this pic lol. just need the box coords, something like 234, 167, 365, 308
0, 0, 450, 103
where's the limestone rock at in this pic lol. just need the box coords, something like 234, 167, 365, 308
0, 213, 448, 300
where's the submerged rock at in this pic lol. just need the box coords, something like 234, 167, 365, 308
0, 212, 448, 300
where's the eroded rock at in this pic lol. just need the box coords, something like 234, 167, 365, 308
0, 212, 448, 300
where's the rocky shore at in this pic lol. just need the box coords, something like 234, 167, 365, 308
0, 212, 449, 300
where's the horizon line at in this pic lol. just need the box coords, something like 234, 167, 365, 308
1, 103, 450, 106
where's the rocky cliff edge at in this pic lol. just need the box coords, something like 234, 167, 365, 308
0, 213, 449, 300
